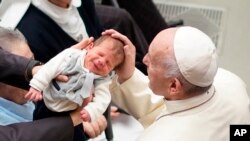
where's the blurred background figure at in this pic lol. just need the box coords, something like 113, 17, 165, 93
101, 0, 179, 44
0, 27, 35, 126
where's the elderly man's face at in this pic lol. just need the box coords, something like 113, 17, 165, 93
143, 29, 176, 96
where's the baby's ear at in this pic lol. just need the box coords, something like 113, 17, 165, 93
86, 42, 94, 50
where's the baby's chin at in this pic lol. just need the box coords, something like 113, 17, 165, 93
86, 63, 96, 71
90, 69, 107, 76
88, 67, 96, 73
88, 66, 99, 75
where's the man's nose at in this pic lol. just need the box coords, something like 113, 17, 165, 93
143, 55, 148, 66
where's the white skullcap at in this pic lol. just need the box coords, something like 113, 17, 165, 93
174, 26, 218, 87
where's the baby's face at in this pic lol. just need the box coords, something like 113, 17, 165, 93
84, 45, 118, 76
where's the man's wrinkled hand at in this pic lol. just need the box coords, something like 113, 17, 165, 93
102, 29, 136, 83
83, 115, 107, 138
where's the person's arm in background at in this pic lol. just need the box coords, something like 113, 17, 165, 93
0, 47, 27, 79
0, 106, 107, 141
0, 47, 41, 89
0, 116, 74, 141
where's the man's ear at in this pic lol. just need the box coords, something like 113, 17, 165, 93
169, 78, 182, 96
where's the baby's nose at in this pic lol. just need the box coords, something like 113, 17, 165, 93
98, 59, 105, 66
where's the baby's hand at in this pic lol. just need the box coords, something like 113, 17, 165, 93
80, 109, 91, 122
25, 87, 43, 101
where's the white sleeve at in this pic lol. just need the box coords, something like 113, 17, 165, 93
30, 48, 76, 91
84, 79, 112, 122
110, 68, 165, 128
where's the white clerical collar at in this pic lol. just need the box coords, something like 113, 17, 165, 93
32, 0, 88, 41
156, 85, 216, 120
32, 0, 73, 24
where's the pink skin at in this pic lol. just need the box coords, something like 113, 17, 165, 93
80, 109, 91, 122
84, 42, 117, 76
25, 87, 43, 101
101, 29, 136, 83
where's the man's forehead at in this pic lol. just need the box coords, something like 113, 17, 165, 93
149, 38, 170, 53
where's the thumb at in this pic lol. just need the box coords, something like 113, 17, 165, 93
71, 37, 94, 50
